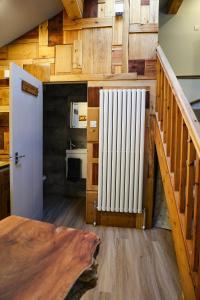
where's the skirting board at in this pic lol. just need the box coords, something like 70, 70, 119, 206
86, 191, 144, 229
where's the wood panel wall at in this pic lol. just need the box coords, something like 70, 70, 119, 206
0, 0, 159, 227
0, 168, 10, 220
0, 80, 9, 161
0, 0, 159, 81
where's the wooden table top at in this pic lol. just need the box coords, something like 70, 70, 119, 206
0, 216, 100, 300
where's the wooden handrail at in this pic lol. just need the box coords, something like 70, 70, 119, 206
156, 46, 200, 299
157, 46, 200, 158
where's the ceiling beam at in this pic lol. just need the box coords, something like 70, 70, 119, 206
167, 0, 184, 14
62, 0, 84, 19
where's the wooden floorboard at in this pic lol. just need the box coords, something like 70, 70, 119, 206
43, 195, 182, 300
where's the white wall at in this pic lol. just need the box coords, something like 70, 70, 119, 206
159, 0, 200, 76
178, 79, 200, 103
0, 0, 63, 47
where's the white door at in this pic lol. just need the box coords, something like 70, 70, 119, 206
10, 63, 43, 220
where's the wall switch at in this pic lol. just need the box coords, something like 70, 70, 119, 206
90, 121, 97, 128
194, 25, 200, 31
4, 70, 9, 78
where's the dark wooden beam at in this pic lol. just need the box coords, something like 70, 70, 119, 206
167, 0, 184, 14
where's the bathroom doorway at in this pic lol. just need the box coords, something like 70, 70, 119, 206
43, 83, 87, 221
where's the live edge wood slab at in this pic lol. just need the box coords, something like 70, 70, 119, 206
0, 216, 100, 300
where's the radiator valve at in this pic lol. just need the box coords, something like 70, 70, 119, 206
142, 208, 146, 230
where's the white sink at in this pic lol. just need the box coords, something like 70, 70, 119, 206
66, 149, 87, 179
66, 148, 87, 154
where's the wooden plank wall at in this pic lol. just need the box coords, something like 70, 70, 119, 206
0, 168, 10, 220
0, 80, 9, 161
0, 0, 159, 81
0, 0, 159, 227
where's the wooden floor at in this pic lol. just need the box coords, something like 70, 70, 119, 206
43, 196, 182, 300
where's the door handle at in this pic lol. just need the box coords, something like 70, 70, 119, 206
9, 152, 26, 165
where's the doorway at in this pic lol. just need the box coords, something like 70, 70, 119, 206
43, 83, 87, 220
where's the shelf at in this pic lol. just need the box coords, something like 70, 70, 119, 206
0, 106, 9, 113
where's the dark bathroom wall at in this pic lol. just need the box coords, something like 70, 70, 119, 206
43, 83, 87, 198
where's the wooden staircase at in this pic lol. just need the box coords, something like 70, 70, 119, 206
155, 46, 200, 300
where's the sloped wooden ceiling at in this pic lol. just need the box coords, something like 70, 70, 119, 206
0, 0, 63, 47
167, 0, 184, 14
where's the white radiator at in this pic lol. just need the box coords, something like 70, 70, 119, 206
98, 89, 146, 213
